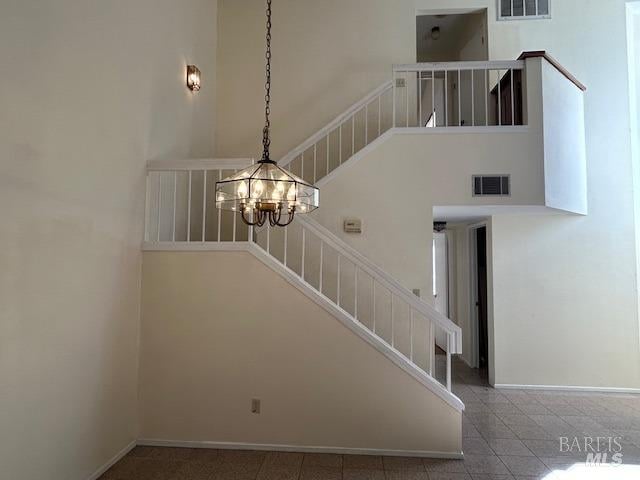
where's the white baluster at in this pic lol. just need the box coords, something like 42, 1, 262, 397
471, 69, 475, 127
446, 332, 452, 391
444, 70, 448, 126
458, 70, 461, 126
432, 70, 436, 126
187, 170, 192, 242
337, 255, 341, 307
326, 135, 330, 175
313, 144, 317, 184
354, 266, 358, 320
172, 171, 177, 242
429, 322, 434, 376
410, 308, 414, 362
485, 69, 489, 126
511, 68, 515, 126
319, 240, 323, 293
266, 223, 270, 254
217, 170, 222, 241
301, 228, 306, 280
392, 71, 397, 128
351, 115, 355, 157
391, 292, 395, 348
284, 224, 288, 266
339, 124, 343, 165
202, 170, 207, 242
232, 169, 237, 242
156, 172, 161, 242
405, 73, 409, 127
418, 72, 422, 127
498, 69, 502, 126
377, 94, 381, 136
365, 104, 368, 145
372, 280, 376, 334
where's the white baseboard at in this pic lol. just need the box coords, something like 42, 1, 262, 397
86, 440, 136, 480
494, 384, 640, 394
137, 438, 464, 460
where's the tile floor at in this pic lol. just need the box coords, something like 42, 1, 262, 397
100, 358, 640, 479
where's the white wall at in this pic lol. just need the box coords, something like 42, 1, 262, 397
0, 1, 217, 479
138, 251, 462, 455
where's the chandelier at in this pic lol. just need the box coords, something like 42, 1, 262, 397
215, 0, 319, 227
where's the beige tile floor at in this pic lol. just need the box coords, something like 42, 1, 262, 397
101, 358, 640, 479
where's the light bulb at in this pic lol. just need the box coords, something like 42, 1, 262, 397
237, 181, 248, 198
287, 184, 296, 201
254, 180, 264, 198
273, 181, 284, 200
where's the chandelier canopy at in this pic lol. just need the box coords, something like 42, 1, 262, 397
215, 0, 319, 227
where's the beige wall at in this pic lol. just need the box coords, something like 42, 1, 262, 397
138, 251, 461, 455
0, 1, 218, 479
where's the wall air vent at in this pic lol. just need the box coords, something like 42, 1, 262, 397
473, 175, 510, 196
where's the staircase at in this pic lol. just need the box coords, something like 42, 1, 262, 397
143, 79, 465, 411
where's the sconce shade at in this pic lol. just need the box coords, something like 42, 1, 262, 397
186, 65, 201, 91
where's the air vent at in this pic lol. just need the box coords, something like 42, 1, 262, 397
473, 175, 510, 196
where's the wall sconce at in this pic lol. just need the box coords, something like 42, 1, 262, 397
186, 65, 201, 91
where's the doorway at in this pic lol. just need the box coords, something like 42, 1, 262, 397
416, 11, 488, 63
470, 225, 489, 380
415, 10, 488, 127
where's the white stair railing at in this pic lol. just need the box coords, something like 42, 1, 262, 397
280, 81, 394, 184
252, 217, 462, 392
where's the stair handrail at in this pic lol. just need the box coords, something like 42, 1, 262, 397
279, 81, 393, 168
297, 216, 462, 353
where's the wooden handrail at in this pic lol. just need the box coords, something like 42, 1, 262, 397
518, 50, 587, 91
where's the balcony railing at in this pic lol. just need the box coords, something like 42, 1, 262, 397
392, 60, 526, 128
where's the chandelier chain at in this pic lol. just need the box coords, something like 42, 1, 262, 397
261, 0, 272, 162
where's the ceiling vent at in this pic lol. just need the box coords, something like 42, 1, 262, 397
473, 175, 510, 196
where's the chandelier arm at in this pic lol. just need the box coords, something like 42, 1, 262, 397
240, 208, 261, 227
274, 209, 296, 227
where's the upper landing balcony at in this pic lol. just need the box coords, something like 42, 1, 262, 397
386, 51, 588, 215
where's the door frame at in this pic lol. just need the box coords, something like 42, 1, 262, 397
467, 220, 494, 382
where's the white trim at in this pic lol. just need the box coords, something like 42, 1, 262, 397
247, 243, 465, 412
494, 384, 640, 395
394, 60, 524, 72
147, 158, 254, 171
397, 126, 529, 135
86, 440, 136, 480
279, 81, 393, 167
137, 438, 464, 459
142, 241, 249, 251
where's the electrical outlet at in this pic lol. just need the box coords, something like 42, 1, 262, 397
251, 398, 261, 414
